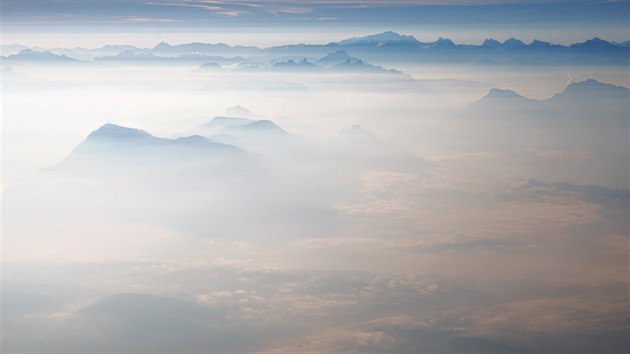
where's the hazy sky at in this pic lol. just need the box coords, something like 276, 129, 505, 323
2, 0, 630, 47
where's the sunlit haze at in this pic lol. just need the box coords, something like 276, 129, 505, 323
2, 1, 629, 353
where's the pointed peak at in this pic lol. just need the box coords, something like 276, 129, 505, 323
482, 38, 501, 48
571, 37, 615, 48
224, 105, 253, 116
221, 105, 265, 120
339, 124, 380, 142
346, 124, 369, 132
485, 88, 525, 99
154, 41, 171, 49
431, 37, 455, 47
481, 88, 527, 101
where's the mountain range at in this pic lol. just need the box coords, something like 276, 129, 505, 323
461, 79, 629, 159
231, 54, 402, 74
3, 105, 428, 238
3, 31, 629, 66
470, 79, 630, 118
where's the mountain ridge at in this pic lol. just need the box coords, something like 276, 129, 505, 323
475, 79, 629, 104
7, 31, 629, 66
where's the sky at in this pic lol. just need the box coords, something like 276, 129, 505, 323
2, 0, 630, 47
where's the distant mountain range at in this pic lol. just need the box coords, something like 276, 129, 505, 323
230, 54, 402, 74
461, 78, 629, 155
3, 105, 428, 239
2, 49, 84, 64
265, 31, 630, 65
3, 31, 629, 66
470, 79, 630, 117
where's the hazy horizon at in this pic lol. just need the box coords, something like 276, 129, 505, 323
2, 1, 629, 353
3, 0, 630, 47
4, 29, 630, 49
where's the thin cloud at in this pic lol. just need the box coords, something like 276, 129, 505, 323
146, 1, 223, 11
216, 10, 247, 16
197, 0, 264, 7
145, 0, 564, 11
126, 17, 183, 22
268, 7, 313, 14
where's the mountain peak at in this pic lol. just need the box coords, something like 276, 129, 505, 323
341, 58, 363, 65
205, 116, 255, 128
154, 41, 171, 49
502, 37, 526, 48
316, 50, 356, 66
436, 37, 455, 44
371, 31, 415, 40
239, 120, 287, 134
481, 39, 502, 48
339, 124, 380, 143
571, 37, 615, 49
224, 105, 253, 117
529, 39, 554, 47
271, 58, 318, 70
338, 31, 419, 46
221, 105, 265, 120
320, 49, 351, 59
561, 79, 629, 96
426, 37, 456, 48
485, 88, 525, 99
8, 49, 76, 61
175, 135, 210, 144
87, 123, 153, 141
569, 78, 604, 86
